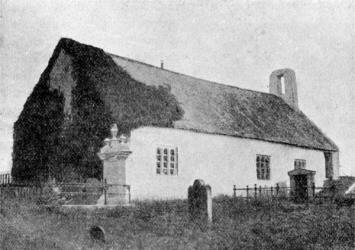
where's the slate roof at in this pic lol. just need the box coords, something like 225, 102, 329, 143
59, 38, 339, 152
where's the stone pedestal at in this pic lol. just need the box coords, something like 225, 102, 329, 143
97, 124, 132, 205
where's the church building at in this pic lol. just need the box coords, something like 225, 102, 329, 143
12, 38, 339, 200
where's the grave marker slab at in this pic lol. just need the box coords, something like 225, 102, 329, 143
188, 179, 212, 224
89, 225, 105, 243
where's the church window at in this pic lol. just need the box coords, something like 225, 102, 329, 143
256, 155, 270, 180
156, 147, 178, 175
294, 159, 306, 169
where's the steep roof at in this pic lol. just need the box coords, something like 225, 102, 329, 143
61, 38, 338, 152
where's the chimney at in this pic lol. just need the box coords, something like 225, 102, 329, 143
269, 68, 298, 110
160, 60, 164, 69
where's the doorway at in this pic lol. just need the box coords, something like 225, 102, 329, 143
294, 174, 308, 201
288, 168, 316, 202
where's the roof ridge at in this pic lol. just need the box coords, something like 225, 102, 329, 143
107, 52, 273, 97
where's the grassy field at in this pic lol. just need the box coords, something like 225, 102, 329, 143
0, 196, 354, 250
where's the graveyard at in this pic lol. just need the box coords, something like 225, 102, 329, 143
2, 1, 355, 249
1, 122, 354, 249
2, 121, 353, 249
0, 191, 354, 250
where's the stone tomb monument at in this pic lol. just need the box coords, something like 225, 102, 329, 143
188, 179, 212, 223
97, 124, 132, 205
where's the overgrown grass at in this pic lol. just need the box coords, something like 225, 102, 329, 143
0, 196, 353, 249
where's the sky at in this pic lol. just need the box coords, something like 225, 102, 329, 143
0, 0, 354, 175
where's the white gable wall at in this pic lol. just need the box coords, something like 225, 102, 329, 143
126, 127, 326, 200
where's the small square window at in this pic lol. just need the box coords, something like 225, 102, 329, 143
294, 159, 306, 169
156, 146, 178, 176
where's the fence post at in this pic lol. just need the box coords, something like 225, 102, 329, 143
254, 184, 257, 198
276, 183, 280, 198
312, 182, 315, 198
127, 185, 131, 203
246, 185, 249, 200
0, 186, 2, 213
271, 186, 273, 198
104, 178, 107, 205
259, 185, 262, 197
233, 185, 236, 198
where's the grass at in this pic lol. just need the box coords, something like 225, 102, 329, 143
0, 196, 354, 249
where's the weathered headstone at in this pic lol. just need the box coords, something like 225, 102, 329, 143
188, 179, 212, 224
89, 225, 105, 243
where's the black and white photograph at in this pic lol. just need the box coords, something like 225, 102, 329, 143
0, 0, 354, 249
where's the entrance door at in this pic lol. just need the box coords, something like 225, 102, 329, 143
294, 174, 308, 201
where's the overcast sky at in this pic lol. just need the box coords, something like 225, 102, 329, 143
0, 0, 354, 175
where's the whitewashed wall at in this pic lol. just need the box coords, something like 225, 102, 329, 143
126, 127, 327, 200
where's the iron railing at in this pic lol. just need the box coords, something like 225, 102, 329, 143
0, 179, 131, 204
231, 184, 351, 202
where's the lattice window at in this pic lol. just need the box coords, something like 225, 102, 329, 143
156, 147, 178, 175
294, 159, 306, 169
256, 155, 270, 180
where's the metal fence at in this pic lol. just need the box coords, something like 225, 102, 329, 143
0, 185, 43, 200
56, 181, 131, 204
0, 180, 131, 204
233, 184, 291, 199
231, 184, 350, 203
0, 173, 12, 185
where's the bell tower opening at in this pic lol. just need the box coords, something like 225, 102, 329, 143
280, 76, 286, 95
269, 68, 298, 110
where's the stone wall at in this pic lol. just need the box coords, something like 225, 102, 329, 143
125, 126, 328, 200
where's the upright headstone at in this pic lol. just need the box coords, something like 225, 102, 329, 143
97, 124, 132, 205
188, 179, 212, 224
89, 225, 105, 243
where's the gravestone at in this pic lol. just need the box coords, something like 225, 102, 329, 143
188, 179, 212, 223
89, 225, 105, 243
